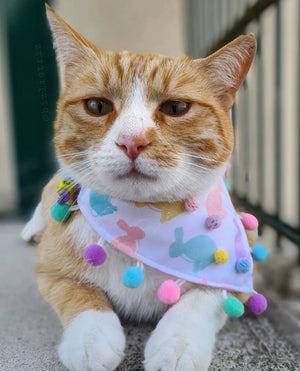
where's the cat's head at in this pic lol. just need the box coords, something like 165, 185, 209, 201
46, 5, 256, 202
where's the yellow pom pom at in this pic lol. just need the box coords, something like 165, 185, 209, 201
57, 179, 73, 193
214, 249, 229, 264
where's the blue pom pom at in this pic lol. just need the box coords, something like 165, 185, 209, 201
223, 297, 244, 318
51, 203, 71, 222
123, 267, 144, 288
235, 258, 251, 273
252, 245, 267, 262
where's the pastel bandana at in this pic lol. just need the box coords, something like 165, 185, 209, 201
77, 179, 253, 293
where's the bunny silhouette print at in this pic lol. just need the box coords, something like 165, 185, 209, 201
135, 200, 185, 223
110, 219, 146, 257
206, 180, 227, 219
169, 227, 217, 272
233, 218, 250, 261
89, 192, 118, 217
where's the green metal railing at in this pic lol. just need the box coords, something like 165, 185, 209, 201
5, 0, 58, 214
186, 0, 300, 251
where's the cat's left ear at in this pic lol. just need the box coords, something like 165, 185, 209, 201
197, 34, 257, 110
45, 4, 99, 90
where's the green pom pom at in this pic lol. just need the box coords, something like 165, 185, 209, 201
51, 203, 71, 222
223, 297, 244, 318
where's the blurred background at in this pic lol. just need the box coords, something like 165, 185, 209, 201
0, 0, 299, 307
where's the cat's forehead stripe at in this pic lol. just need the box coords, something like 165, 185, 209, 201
112, 52, 174, 91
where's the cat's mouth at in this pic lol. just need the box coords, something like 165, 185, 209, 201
117, 167, 157, 182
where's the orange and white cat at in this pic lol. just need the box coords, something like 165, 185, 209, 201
22, 5, 256, 371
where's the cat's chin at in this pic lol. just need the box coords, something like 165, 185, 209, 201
94, 166, 227, 203
62, 162, 227, 203
116, 168, 157, 182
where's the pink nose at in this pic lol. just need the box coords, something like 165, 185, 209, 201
116, 134, 150, 160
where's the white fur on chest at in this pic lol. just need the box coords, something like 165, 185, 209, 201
68, 215, 193, 322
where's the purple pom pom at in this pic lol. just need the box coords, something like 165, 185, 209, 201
248, 294, 268, 315
206, 215, 222, 230
83, 244, 107, 266
57, 189, 71, 204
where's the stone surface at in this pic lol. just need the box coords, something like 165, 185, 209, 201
1, 221, 299, 371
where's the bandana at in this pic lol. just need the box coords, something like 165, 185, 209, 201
77, 179, 253, 294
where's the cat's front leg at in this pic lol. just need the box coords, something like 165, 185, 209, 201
144, 288, 226, 371
37, 274, 126, 371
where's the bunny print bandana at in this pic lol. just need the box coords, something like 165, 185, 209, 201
77, 179, 254, 293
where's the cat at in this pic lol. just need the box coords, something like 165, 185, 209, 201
22, 4, 256, 371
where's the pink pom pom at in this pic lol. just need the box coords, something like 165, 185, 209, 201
185, 197, 200, 212
241, 213, 259, 230
248, 294, 268, 315
158, 280, 181, 304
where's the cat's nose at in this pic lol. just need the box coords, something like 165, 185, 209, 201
116, 134, 150, 160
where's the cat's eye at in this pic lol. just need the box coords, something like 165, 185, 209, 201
159, 101, 190, 117
85, 98, 113, 116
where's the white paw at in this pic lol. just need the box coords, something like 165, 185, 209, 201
21, 223, 43, 243
144, 326, 212, 371
144, 289, 226, 371
58, 311, 126, 371
21, 202, 46, 243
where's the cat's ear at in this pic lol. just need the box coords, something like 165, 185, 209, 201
197, 34, 257, 110
45, 4, 98, 90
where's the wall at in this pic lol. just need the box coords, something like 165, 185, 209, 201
54, 0, 185, 56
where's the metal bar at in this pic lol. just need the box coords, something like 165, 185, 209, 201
198, 0, 204, 56
232, 102, 238, 191
207, 0, 280, 55
274, 1, 282, 245
218, 0, 223, 42
256, 23, 264, 210
184, 0, 193, 56
298, 0, 300, 262
243, 80, 250, 198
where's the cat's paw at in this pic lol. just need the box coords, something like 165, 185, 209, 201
58, 311, 126, 371
144, 318, 213, 371
21, 202, 46, 243
21, 223, 43, 243
144, 337, 212, 371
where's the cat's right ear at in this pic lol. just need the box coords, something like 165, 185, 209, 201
45, 4, 98, 90
197, 34, 257, 111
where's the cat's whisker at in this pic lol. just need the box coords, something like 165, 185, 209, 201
182, 160, 212, 171
182, 148, 231, 160
214, 143, 233, 154
59, 162, 95, 187
67, 160, 92, 169
58, 150, 88, 157
67, 171, 93, 185
61, 160, 93, 172
58, 152, 89, 161
181, 152, 221, 164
